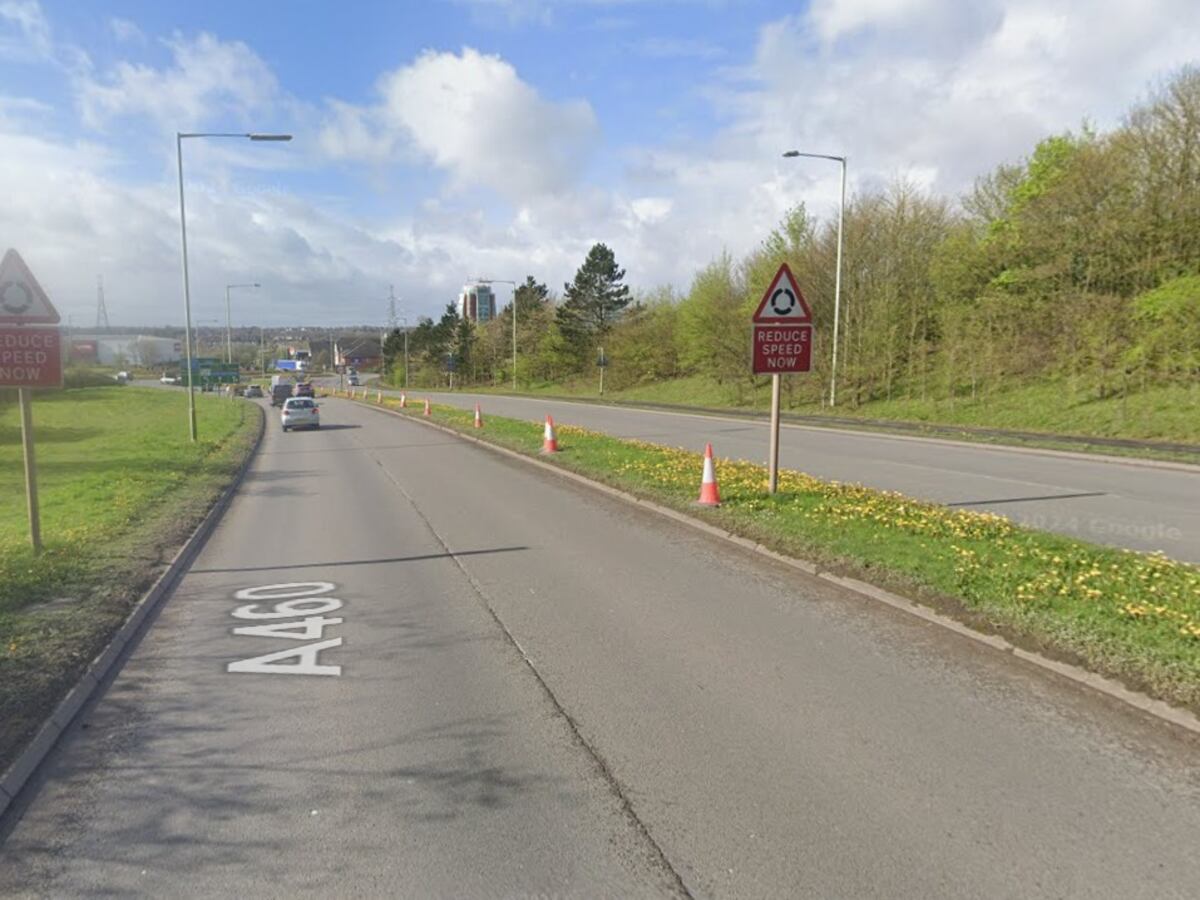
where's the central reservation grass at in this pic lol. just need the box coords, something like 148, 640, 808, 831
0, 387, 261, 771
347, 389, 1200, 714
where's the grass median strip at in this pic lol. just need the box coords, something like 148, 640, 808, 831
355, 391, 1200, 714
0, 387, 261, 772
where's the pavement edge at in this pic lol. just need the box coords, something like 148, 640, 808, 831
0, 402, 268, 820
354, 396, 1200, 738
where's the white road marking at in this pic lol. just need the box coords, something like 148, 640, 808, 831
227, 581, 346, 676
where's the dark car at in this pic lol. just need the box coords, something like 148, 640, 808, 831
294, 382, 315, 398
271, 383, 293, 407
244, 384, 264, 399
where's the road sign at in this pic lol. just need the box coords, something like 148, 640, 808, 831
752, 324, 812, 374
751, 262, 812, 324
0, 249, 61, 324
751, 262, 814, 495
0, 326, 63, 388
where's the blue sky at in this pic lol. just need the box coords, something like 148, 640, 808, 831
1, 0, 1198, 326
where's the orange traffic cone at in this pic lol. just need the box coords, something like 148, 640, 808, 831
474, 403, 483, 428
399, 392, 407, 408
423, 398, 431, 417
697, 443, 721, 506
542, 415, 558, 453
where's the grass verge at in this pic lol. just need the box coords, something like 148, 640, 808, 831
0, 387, 261, 773
351, 390, 1200, 714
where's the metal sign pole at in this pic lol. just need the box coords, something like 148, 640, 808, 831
768, 374, 781, 494
18, 387, 41, 553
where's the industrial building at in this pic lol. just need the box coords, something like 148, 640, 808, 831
69, 334, 182, 366
458, 282, 496, 323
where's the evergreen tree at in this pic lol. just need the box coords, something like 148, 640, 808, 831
558, 243, 632, 346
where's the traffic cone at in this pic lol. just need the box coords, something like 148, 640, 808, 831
399, 392, 407, 408
542, 415, 558, 453
423, 398, 431, 417
697, 443, 721, 506
474, 403, 483, 428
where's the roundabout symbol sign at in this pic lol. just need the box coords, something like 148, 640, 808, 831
0, 249, 60, 324
1, 280, 34, 316
770, 286, 797, 317
751, 262, 812, 324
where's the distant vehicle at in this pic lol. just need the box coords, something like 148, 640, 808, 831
160, 373, 179, 385
281, 397, 319, 431
271, 383, 293, 407
244, 384, 263, 398
270, 374, 293, 389
347, 374, 360, 386
294, 382, 315, 398
113, 371, 129, 384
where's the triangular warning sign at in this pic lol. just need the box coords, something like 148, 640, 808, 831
751, 262, 812, 324
0, 249, 60, 324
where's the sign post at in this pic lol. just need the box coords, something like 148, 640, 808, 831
0, 249, 63, 553
751, 262, 813, 494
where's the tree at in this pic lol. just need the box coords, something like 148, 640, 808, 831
558, 243, 632, 350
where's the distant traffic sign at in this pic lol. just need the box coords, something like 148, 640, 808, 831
751, 262, 812, 324
0, 249, 61, 324
0, 326, 62, 388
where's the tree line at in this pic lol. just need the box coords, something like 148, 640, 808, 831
385, 68, 1200, 407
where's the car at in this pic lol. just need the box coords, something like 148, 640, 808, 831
243, 384, 263, 398
294, 382, 315, 398
281, 397, 320, 431
160, 373, 178, 385
271, 383, 293, 406
347, 374, 360, 386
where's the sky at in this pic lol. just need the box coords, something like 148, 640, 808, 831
0, 0, 1197, 328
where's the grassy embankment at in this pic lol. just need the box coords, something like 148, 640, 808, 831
348, 389, 1200, 713
0, 387, 260, 771
466, 375, 1200, 449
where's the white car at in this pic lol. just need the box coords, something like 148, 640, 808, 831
281, 397, 320, 432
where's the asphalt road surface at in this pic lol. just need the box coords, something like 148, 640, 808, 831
5, 397, 1198, 898
383, 387, 1200, 563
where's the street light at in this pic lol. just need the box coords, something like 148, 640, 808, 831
176, 131, 291, 441
474, 278, 518, 390
783, 149, 846, 407
225, 282, 259, 365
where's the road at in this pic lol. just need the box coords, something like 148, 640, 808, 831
3, 396, 1199, 897
367, 386, 1200, 563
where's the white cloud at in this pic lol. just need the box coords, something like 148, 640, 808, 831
78, 32, 280, 130
109, 17, 146, 45
319, 48, 599, 199
0, 0, 51, 62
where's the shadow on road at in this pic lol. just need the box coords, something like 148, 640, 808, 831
190, 546, 529, 575
948, 491, 1107, 507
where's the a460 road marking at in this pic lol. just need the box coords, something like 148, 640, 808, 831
226, 581, 345, 676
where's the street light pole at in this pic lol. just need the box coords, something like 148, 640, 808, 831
225, 282, 259, 365
783, 149, 847, 406
176, 131, 291, 441
176, 133, 197, 442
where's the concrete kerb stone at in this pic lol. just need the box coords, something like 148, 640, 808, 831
354, 395, 1200, 738
0, 405, 267, 816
